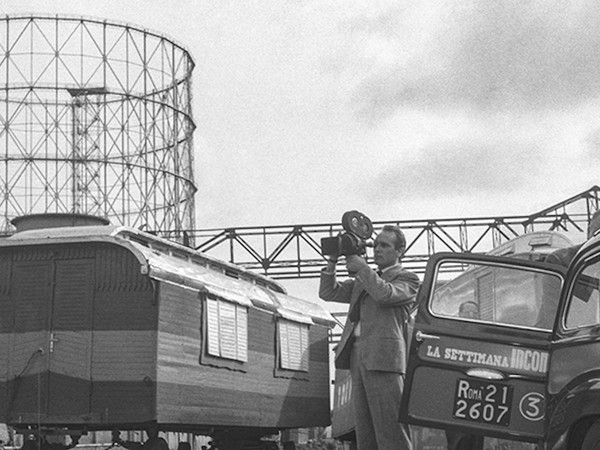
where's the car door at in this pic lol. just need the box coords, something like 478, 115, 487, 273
401, 252, 565, 443
546, 238, 600, 447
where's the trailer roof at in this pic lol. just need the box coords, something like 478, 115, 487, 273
0, 224, 336, 327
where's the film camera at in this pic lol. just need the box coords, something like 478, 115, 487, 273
321, 210, 374, 258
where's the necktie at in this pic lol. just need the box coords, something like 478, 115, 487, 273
348, 290, 365, 322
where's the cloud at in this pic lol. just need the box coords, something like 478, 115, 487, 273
365, 138, 543, 202
343, 1, 600, 123
585, 128, 600, 161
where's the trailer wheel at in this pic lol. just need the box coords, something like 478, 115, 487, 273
582, 419, 600, 450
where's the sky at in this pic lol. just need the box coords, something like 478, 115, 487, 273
2, 0, 600, 303
2, 0, 599, 231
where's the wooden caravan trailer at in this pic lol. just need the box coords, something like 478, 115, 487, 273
0, 214, 335, 449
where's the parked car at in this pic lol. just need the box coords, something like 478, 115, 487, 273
401, 230, 600, 449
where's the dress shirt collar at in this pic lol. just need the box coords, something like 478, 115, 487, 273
379, 262, 401, 275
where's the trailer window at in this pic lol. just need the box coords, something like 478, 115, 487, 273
275, 319, 310, 378
204, 296, 248, 362
430, 260, 562, 330
565, 257, 600, 329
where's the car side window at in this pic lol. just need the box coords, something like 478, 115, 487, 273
565, 257, 600, 329
431, 260, 562, 330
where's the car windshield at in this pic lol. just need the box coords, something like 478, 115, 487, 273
430, 260, 562, 331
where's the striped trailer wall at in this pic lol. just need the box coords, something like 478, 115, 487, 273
0, 222, 335, 439
157, 282, 330, 431
0, 243, 158, 425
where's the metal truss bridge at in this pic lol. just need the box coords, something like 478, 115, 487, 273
166, 185, 600, 280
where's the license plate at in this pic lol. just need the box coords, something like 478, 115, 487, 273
453, 378, 513, 426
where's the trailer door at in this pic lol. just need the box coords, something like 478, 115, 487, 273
8, 257, 94, 421
401, 253, 564, 442
8, 260, 53, 420
47, 258, 94, 416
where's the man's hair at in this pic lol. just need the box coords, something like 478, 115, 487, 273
381, 225, 407, 255
459, 301, 479, 313
588, 210, 600, 239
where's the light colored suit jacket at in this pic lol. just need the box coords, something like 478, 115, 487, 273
319, 263, 420, 373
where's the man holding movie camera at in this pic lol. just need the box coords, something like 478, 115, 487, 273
319, 218, 420, 450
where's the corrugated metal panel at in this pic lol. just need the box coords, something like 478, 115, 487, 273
95, 245, 153, 293
48, 259, 94, 416
52, 259, 94, 331
12, 260, 52, 333
0, 252, 9, 414
0, 252, 11, 334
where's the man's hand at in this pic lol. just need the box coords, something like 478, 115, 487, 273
345, 254, 369, 273
325, 256, 338, 271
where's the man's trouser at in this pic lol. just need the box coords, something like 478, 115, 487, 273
351, 341, 412, 450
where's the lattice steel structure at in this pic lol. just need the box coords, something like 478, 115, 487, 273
168, 186, 600, 279
0, 15, 196, 238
